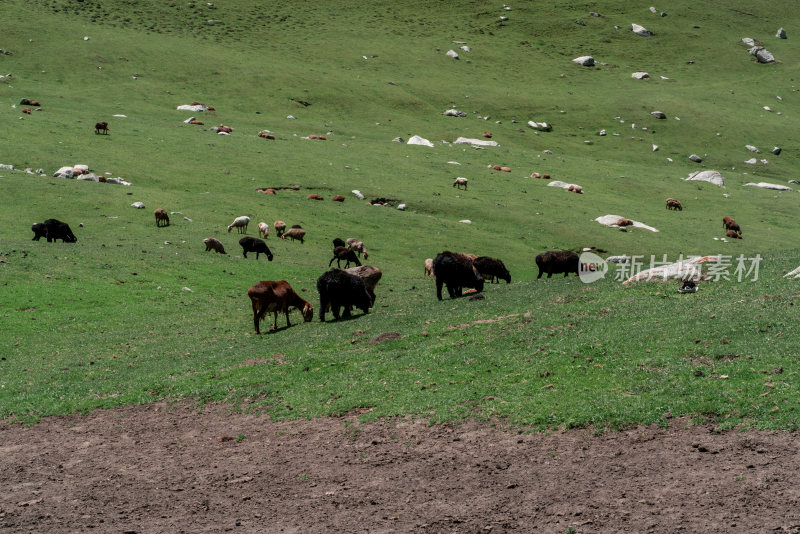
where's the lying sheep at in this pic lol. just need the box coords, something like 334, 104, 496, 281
329, 246, 361, 268
725, 230, 742, 239
344, 265, 382, 306
473, 256, 511, 284
535, 250, 579, 279
239, 236, 274, 261
433, 251, 484, 300
203, 237, 227, 254
316, 268, 372, 322
281, 227, 306, 243
346, 238, 369, 259
615, 218, 634, 227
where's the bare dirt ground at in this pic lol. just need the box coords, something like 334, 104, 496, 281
1, 402, 799, 533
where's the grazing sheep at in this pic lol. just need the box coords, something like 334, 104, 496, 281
535, 250, 579, 279
424, 258, 435, 277
257, 221, 269, 239
154, 209, 170, 227
453, 177, 468, 190
31, 222, 47, 241
203, 237, 227, 254
473, 256, 511, 284
725, 230, 742, 239
666, 198, 683, 210
239, 236, 274, 261
333, 237, 346, 249
329, 246, 361, 268
94, 121, 109, 134
316, 268, 372, 321
433, 251, 485, 300
248, 280, 313, 334
723, 216, 742, 235
227, 215, 250, 233
332, 195, 345, 202
281, 227, 306, 243
274, 220, 286, 237
344, 265, 383, 306
346, 238, 369, 259
307, 193, 324, 200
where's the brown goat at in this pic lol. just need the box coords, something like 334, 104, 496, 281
666, 198, 683, 210
248, 280, 313, 334
154, 209, 170, 227
723, 217, 741, 235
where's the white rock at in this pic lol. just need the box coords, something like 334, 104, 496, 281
745, 144, 760, 153
177, 104, 207, 112
742, 37, 755, 46
53, 166, 74, 178
631, 71, 650, 79
527, 121, 552, 131
743, 182, 792, 191
572, 56, 595, 66
684, 170, 724, 187
397, 203, 407, 211
453, 137, 499, 147
182, 287, 193, 292
446, 49, 459, 59
631, 23, 652, 37
460, 46, 471, 52
652, 144, 659, 152
777, 28, 787, 39
595, 214, 659, 232
352, 189, 365, 200
131, 202, 146, 209
443, 109, 467, 117
407, 135, 434, 147
459, 219, 472, 224
744, 158, 758, 164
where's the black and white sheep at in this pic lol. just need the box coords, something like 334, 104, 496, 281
329, 246, 361, 268
316, 268, 372, 322
239, 236, 274, 261
473, 256, 511, 284
432, 251, 485, 300
535, 250, 579, 279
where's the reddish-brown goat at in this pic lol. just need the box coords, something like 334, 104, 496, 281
248, 280, 313, 333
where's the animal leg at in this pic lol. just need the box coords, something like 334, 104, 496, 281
436, 279, 444, 300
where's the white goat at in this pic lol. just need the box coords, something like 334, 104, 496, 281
227, 215, 250, 233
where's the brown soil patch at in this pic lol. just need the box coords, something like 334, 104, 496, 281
1, 403, 799, 533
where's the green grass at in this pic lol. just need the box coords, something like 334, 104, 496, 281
1, 0, 799, 429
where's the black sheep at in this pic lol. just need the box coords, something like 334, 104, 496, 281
473, 256, 511, 284
239, 236, 273, 261
329, 246, 361, 268
433, 251, 485, 300
332, 237, 346, 249
31, 222, 47, 241
535, 250, 579, 279
316, 268, 372, 321
40, 219, 77, 243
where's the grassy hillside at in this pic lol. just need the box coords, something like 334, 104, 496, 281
1, 0, 799, 428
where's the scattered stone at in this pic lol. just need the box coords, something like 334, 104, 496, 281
749, 46, 775, 63
391, 137, 404, 143
131, 202, 146, 209
742, 37, 755, 46
745, 145, 760, 153
572, 56, 595, 66
446, 49, 459, 59
632, 72, 650, 79
651, 111, 666, 119
598, 129, 607, 136
689, 154, 703, 163
743, 182, 792, 191
776, 28, 787, 39
631, 23, 652, 37
684, 170, 724, 187
527, 121, 552, 131
407, 135, 434, 147
397, 203, 406, 211
652, 144, 659, 152
443, 109, 467, 117
772, 147, 782, 155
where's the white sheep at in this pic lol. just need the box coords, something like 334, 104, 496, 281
281, 227, 306, 243
424, 258, 434, 277
257, 221, 269, 239
346, 238, 369, 259
453, 177, 468, 190
227, 215, 250, 233
273, 220, 286, 237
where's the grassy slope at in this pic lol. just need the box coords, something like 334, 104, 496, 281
1, 0, 799, 428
